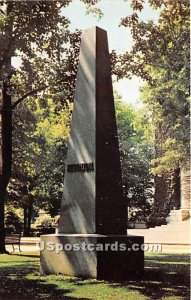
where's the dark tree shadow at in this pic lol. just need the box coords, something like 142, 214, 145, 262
0, 263, 90, 300
0, 253, 189, 300
111, 253, 190, 299
71, 253, 190, 299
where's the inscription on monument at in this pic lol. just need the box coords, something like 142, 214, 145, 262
67, 162, 94, 173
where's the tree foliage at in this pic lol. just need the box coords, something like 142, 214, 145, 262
8, 97, 72, 217
0, 0, 98, 249
115, 97, 154, 222
114, 0, 190, 174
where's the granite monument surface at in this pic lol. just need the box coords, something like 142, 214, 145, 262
40, 27, 144, 279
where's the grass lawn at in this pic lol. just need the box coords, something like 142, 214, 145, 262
0, 251, 190, 300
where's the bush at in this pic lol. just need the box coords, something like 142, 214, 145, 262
5, 207, 23, 232
32, 213, 55, 229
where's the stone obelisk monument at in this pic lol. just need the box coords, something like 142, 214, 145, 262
40, 27, 144, 279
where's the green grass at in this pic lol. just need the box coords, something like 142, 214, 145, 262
0, 252, 190, 299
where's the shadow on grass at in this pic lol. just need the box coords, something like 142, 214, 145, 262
0, 262, 90, 300
0, 253, 190, 300
111, 253, 190, 299
72, 253, 190, 299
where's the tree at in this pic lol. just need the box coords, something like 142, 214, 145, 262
115, 97, 154, 223
113, 0, 189, 224
138, 1, 189, 223
0, 0, 98, 252
7, 97, 72, 235
116, 0, 189, 169
0, 0, 71, 252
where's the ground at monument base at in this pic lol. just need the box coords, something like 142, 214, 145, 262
40, 234, 144, 280
0, 251, 189, 300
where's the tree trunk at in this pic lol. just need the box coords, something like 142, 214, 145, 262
23, 199, 33, 237
154, 174, 169, 211
23, 206, 31, 237
171, 168, 181, 209
23, 205, 28, 236
152, 126, 170, 225
27, 199, 33, 236
0, 80, 12, 253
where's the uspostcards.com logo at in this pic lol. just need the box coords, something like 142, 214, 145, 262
37, 241, 162, 254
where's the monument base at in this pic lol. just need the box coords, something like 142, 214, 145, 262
40, 234, 144, 280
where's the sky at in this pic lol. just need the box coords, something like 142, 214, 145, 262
62, 0, 161, 107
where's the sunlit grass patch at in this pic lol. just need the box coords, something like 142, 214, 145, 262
0, 252, 190, 299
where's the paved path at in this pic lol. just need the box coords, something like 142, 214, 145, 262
128, 219, 190, 243
127, 219, 190, 253
5, 235, 190, 254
